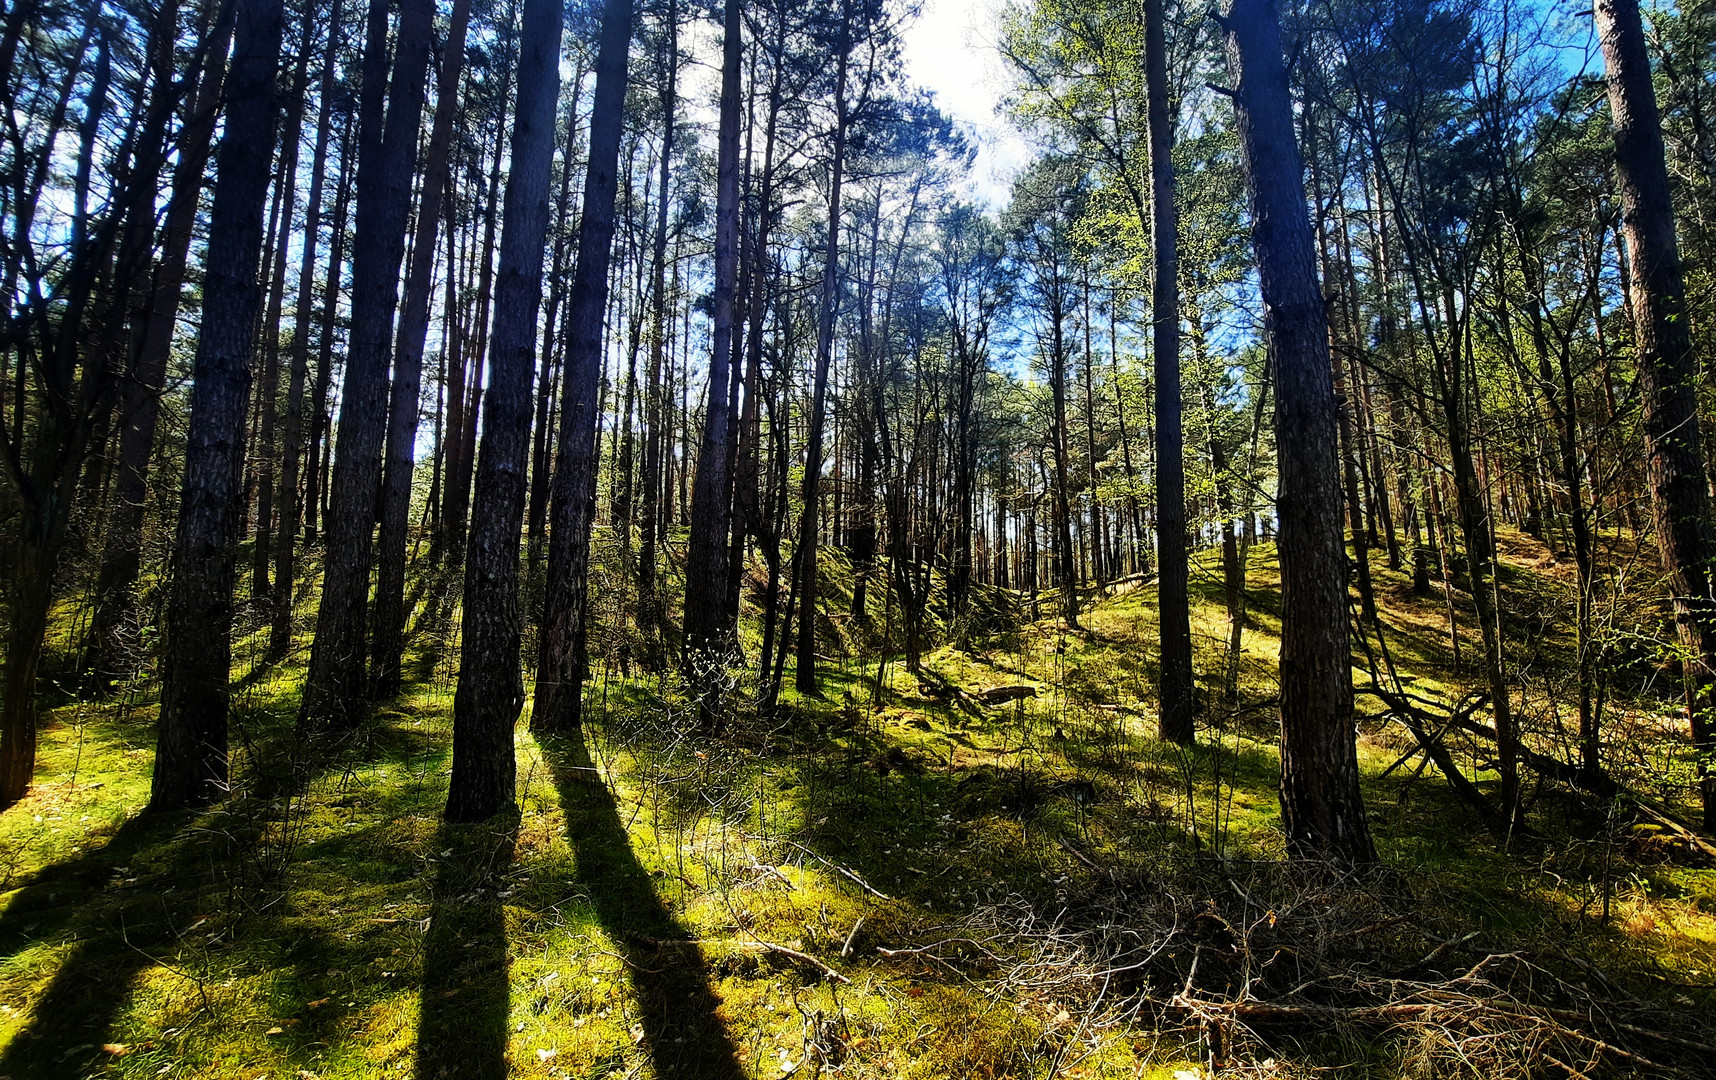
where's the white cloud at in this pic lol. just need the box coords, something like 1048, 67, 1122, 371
899, 0, 1033, 209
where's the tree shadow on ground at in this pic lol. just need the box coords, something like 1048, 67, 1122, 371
0, 716, 443, 1078
0, 811, 177, 1079
415, 816, 515, 1080
540, 730, 744, 1080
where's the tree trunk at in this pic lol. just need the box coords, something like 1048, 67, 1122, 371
305, 121, 356, 547
252, 22, 314, 609
528, 72, 586, 586
271, 0, 346, 659
299, 0, 433, 728
1222, 0, 1376, 866
444, 0, 562, 822
445, 128, 507, 562
1597, 0, 1716, 830
533, 0, 634, 733
151, 0, 283, 811
635, 17, 678, 670
1148, 0, 1193, 744
372, 0, 472, 695
795, 18, 850, 697
84, 0, 234, 686
683, 0, 741, 720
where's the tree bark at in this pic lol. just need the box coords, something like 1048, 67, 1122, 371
271, 0, 346, 659
84, 0, 234, 686
444, 0, 563, 822
795, 13, 851, 697
682, 0, 742, 718
151, 0, 283, 811
1597, 0, 1716, 829
1148, 0, 1193, 744
1222, 0, 1376, 866
533, 0, 634, 734
372, 0, 473, 695
299, 0, 434, 728
305, 120, 356, 547
635, 15, 679, 669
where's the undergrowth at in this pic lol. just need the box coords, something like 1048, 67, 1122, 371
1, 531, 1713, 1078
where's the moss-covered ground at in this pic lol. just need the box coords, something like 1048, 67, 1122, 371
2, 531, 1713, 1078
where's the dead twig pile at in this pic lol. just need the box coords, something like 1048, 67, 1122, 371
874, 858, 1714, 1077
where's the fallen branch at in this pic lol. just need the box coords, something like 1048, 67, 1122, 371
1169, 992, 1698, 1078
621, 931, 851, 984
1629, 800, 1716, 863
766, 837, 894, 901
741, 939, 851, 984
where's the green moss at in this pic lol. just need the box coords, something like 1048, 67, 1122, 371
1, 534, 1712, 1077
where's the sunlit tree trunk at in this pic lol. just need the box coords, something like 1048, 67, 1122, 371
683, 0, 742, 723
795, 11, 851, 696
151, 0, 283, 811
1222, 0, 1375, 866
534, 0, 634, 733
1597, 0, 1716, 829
270, 0, 346, 660
444, 0, 564, 821
300, 0, 433, 728
372, 0, 473, 695
85, 0, 234, 685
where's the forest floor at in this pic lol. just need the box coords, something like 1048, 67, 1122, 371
2, 531, 1716, 1079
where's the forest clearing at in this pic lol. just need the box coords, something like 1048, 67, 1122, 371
8, 0, 1716, 1072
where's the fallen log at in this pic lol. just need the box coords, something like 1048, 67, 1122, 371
979, 684, 1037, 705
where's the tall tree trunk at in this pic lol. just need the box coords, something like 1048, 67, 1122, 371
1148, 0, 1193, 744
1, 0, 206, 803
299, 0, 433, 728
1222, 0, 1375, 866
1049, 311, 1080, 631
372, 0, 472, 696
795, 17, 850, 697
635, 16, 678, 669
437, 176, 469, 556
683, 0, 741, 718
151, 0, 283, 811
252, 21, 314, 607
730, 21, 787, 644
84, 0, 234, 685
305, 121, 356, 547
444, 0, 563, 821
529, 72, 587, 585
533, 0, 634, 733
1597, 0, 1716, 829
445, 126, 507, 562
271, 0, 346, 659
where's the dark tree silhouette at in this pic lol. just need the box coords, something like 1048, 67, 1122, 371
1147, 0, 1194, 746
151, 0, 284, 811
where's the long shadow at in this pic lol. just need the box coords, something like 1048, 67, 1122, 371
0, 810, 178, 1079
415, 817, 515, 1080
0, 714, 436, 1076
541, 731, 745, 1080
